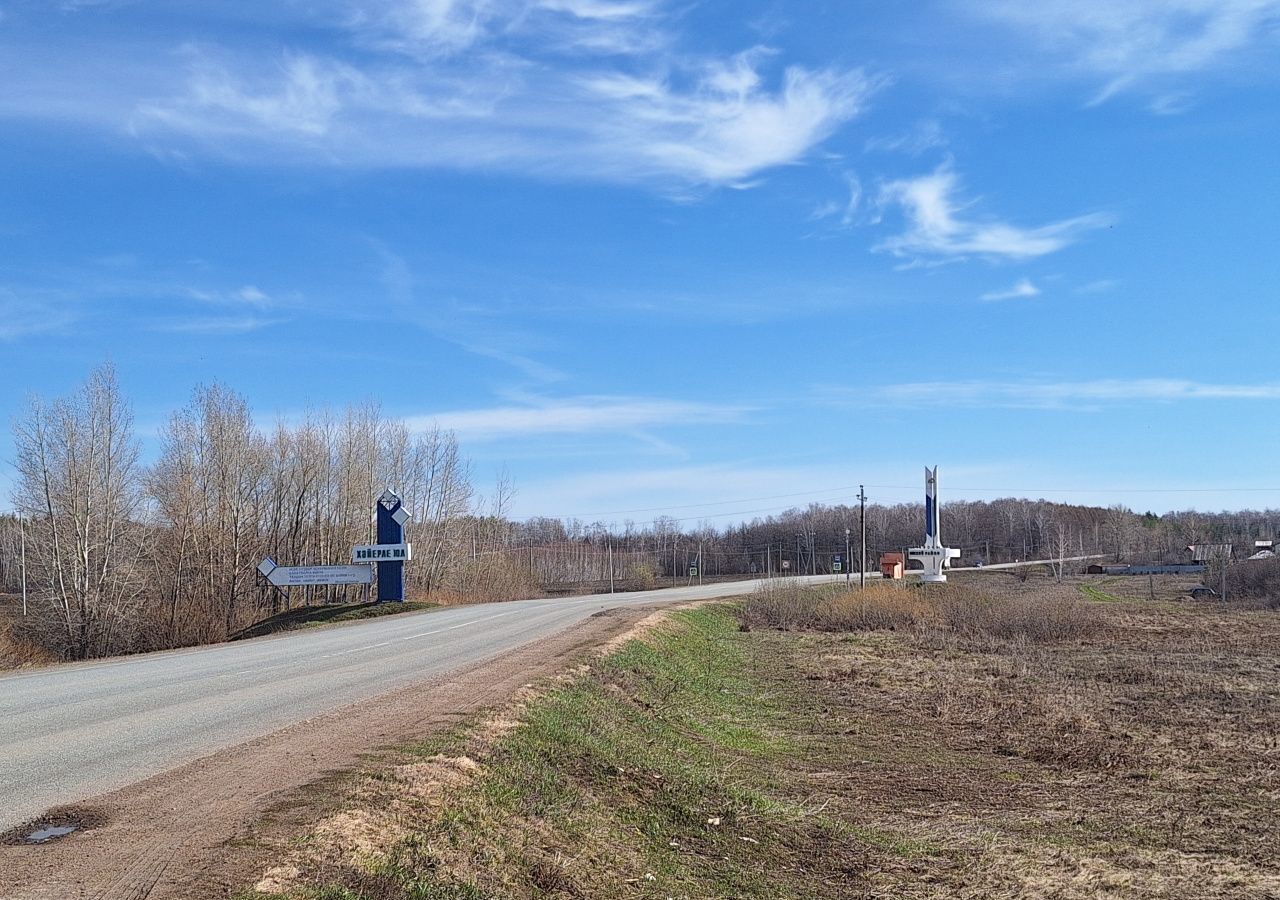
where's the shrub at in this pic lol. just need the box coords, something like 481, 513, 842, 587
742, 580, 1099, 644
814, 584, 933, 632
938, 589, 1100, 643
1227, 558, 1280, 607
741, 581, 826, 630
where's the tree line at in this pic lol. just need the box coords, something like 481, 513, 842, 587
3, 366, 495, 659
4, 365, 1278, 661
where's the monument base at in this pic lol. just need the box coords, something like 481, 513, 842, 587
908, 545, 960, 583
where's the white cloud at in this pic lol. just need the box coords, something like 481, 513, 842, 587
184, 282, 285, 308
0, 289, 75, 340
981, 278, 1040, 302
351, 0, 507, 57
406, 396, 750, 440
582, 56, 872, 184
864, 118, 947, 156
864, 378, 1280, 410
137, 52, 375, 139
111, 5, 871, 187
874, 166, 1112, 262
973, 0, 1280, 100
152, 316, 283, 334
234, 285, 271, 305
538, 0, 655, 20
811, 171, 861, 227
1075, 278, 1119, 295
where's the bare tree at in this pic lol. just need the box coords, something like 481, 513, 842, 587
11, 366, 146, 659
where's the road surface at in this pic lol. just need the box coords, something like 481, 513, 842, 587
0, 575, 839, 833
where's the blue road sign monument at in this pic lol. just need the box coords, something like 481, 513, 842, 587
908, 466, 960, 583
376, 490, 411, 602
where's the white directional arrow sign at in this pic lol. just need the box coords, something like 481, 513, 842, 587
257, 558, 374, 587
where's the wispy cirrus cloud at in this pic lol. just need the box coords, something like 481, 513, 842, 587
12, 1, 871, 188
864, 118, 947, 156
851, 378, 1280, 410
151, 315, 284, 335
0, 288, 76, 340
132, 43, 871, 187
406, 395, 751, 440
874, 165, 1112, 263
577, 54, 872, 184
811, 171, 862, 227
972, 0, 1280, 102
981, 278, 1040, 302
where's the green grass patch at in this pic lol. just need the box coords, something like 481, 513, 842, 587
287, 606, 873, 899
1079, 584, 1124, 604
233, 602, 440, 640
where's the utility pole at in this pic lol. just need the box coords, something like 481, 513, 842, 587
608, 541, 615, 594
20, 514, 28, 617
858, 485, 868, 589
697, 541, 703, 586
672, 543, 677, 589
845, 527, 851, 585
1222, 551, 1229, 603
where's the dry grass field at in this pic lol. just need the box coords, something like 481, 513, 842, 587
234, 576, 1280, 899
744, 574, 1280, 898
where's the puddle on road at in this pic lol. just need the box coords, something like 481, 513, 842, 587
1, 807, 105, 846
25, 824, 77, 844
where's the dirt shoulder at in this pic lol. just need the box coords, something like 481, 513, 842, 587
0, 603, 677, 900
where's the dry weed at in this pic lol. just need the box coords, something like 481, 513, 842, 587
744, 579, 1100, 644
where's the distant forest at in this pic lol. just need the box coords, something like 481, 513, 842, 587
2, 365, 1274, 660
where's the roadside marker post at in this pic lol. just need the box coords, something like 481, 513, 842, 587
256, 490, 413, 604
908, 467, 960, 584
376, 490, 411, 602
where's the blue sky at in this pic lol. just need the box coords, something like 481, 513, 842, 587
3, 0, 1280, 522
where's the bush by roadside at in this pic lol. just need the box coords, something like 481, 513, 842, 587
742, 580, 1100, 643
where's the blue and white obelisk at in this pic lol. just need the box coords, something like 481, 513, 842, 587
909, 466, 960, 583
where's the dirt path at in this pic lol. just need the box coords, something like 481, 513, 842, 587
0, 605, 668, 900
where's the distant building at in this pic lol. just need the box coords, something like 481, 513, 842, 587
1188, 544, 1233, 563
880, 552, 904, 580
1100, 564, 1206, 576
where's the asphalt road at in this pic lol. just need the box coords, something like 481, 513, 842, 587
0, 574, 842, 832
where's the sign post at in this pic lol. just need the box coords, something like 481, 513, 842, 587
908, 466, 960, 583
256, 491, 412, 605
376, 490, 411, 602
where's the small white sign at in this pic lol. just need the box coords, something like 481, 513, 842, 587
267, 564, 374, 587
352, 543, 413, 563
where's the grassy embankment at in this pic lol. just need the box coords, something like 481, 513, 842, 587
239, 577, 1280, 899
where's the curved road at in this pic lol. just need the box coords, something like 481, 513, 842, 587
0, 575, 840, 832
